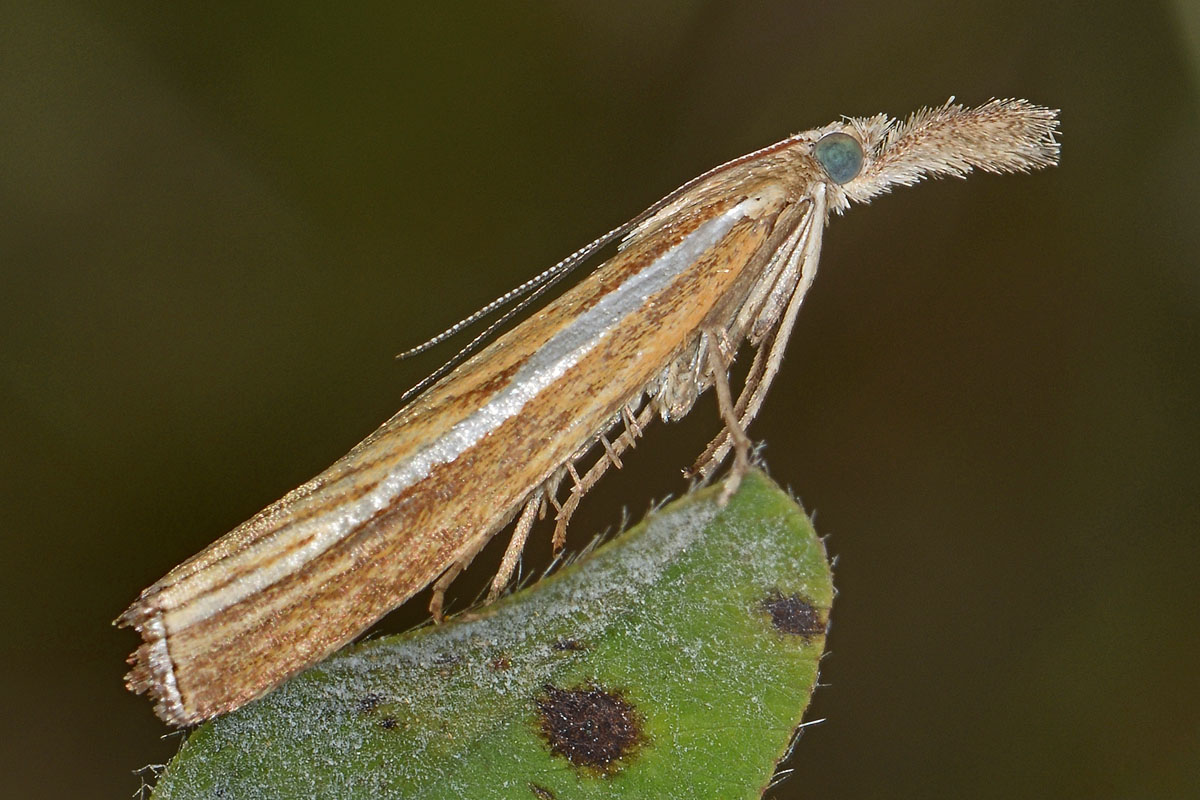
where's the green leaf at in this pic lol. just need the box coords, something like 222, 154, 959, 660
152, 469, 831, 799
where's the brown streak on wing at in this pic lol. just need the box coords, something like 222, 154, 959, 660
124, 180, 798, 724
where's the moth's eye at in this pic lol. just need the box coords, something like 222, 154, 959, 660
814, 132, 864, 184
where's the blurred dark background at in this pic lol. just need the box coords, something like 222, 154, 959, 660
3, 1, 1198, 797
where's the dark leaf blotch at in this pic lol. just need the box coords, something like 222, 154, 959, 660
535, 684, 644, 773
356, 692, 383, 714
762, 591, 826, 638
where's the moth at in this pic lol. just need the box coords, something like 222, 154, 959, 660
119, 98, 1059, 726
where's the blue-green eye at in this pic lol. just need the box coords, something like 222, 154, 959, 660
814, 132, 864, 184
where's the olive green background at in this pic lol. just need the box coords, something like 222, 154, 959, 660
3, 2, 1197, 797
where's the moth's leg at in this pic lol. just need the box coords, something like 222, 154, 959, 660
429, 564, 461, 624
706, 328, 752, 504
689, 188, 827, 481
733, 338, 769, 420
430, 526, 496, 622
688, 338, 769, 479
487, 492, 543, 601
551, 462, 585, 552
549, 457, 585, 554
621, 402, 644, 444
611, 401, 654, 464
551, 403, 656, 553
689, 301, 797, 482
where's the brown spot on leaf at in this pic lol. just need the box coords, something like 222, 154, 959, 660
528, 783, 557, 800
762, 590, 826, 638
552, 639, 587, 652
489, 655, 513, 671
535, 684, 644, 774
379, 716, 399, 730
356, 692, 383, 714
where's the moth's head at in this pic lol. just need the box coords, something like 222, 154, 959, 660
804, 98, 1060, 214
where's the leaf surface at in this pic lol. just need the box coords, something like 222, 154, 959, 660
153, 470, 831, 800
